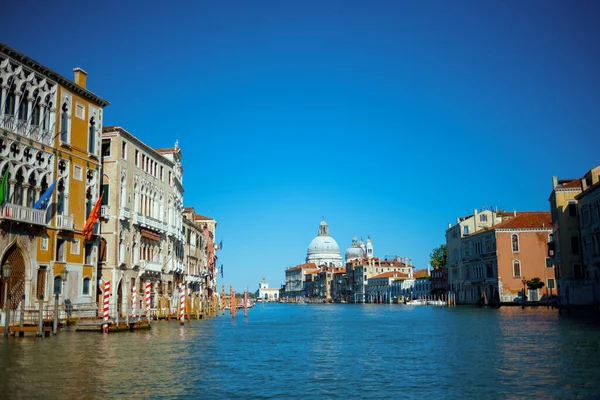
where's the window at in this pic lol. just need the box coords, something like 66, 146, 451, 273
88, 117, 96, 154
547, 278, 555, 291
41, 234, 49, 251
463, 226, 469, 235
75, 103, 85, 119
169, 171, 172, 184
122, 141, 127, 159
101, 184, 109, 206
480, 214, 487, 222
56, 238, 66, 262
60, 102, 70, 143
574, 264, 583, 279
512, 234, 519, 252
160, 166, 164, 180
513, 260, 521, 278
135, 150, 140, 167
486, 261, 493, 278
36, 267, 47, 300
85, 242, 94, 265
568, 203, 577, 218
571, 233, 580, 255
101, 140, 111, 157
82, 277, 91, 295
73, 165, 83, 181
70, 238, 80, 255
54, 276, 62, 295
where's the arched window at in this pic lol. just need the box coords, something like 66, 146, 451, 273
82, 277, 91, 295
88, 116, 96, 153
512, 234, 519, 252
60, 102, 69, 143
513, 260, 521, 278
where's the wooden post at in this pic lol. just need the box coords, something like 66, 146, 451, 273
52, 294, 58, 335
36, 298, 44, 337
244, 290, 248, 318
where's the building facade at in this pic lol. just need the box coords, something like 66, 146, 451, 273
99, 126, 185, 316
0, 43, 108, 325
572, 166, 600, 305
446, 209, 501, 302
460, 212, 553, 304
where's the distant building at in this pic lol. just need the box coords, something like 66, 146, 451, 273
306, 218, 343, 267
256, 276, 279, 301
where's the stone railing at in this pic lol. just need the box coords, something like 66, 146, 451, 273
56, 214, 73, 230
119, 207, 131, 220
141, 260, 162, 273
0, 114, 53, 145
100, 205, 110, 218
134, 213, 166, 233
1, 203, 46, 226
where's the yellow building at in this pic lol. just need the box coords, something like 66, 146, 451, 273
548, 176, 583, 302
0, 42, 108, 324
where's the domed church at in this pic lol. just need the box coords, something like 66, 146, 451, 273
345, 235, 373, 262
306, 218, 343, 267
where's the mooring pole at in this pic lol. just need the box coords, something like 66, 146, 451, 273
52, 293, 59, 335
37, 297, 44, 337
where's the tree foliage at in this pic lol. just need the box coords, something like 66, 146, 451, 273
526, 277, 545, 290
429, 244, 447, 269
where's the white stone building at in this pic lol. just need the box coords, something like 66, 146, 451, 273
306, 218, 343, 267
256, 276, 280, 301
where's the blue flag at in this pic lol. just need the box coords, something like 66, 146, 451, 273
221, 264, 224, 278
34, 180, 57, 210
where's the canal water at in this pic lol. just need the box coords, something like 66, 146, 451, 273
1, 303, 600, 399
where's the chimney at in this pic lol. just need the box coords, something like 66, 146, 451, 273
552, 176, 558, 189
513, 210, 517, 217
73, 67, 88, 88
581, 178, 588, 191
448, 223, 451, 229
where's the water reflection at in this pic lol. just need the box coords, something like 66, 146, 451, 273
1, 305, 599, 399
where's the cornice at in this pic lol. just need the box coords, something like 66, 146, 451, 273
1, 42, 110, 107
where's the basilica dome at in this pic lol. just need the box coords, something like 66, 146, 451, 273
305, 218, 343, 267
345, 234, 365, 262
307, 235, 341, 255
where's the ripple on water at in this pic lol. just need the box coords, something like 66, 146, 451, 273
1, 305, 600, 399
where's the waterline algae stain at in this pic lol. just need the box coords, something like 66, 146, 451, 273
1, 304, 600, 399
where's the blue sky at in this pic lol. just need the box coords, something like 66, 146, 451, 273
3, 1, 600, 292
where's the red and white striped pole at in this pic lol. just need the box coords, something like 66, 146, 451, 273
179, 284, 185, 325
103, 281, 110, 333
131, 285, 137, 317
145, 280, 151, 319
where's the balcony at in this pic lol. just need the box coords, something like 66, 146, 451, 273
56, 214, 73, 230
141, 260, 162, 273
133, 212, 166, 233
0, 203, 46, 226
0, 114, 53, 145
119, 207, 131, 221
100, 205, 110, 219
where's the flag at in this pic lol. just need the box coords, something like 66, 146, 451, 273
33, 180, 57, 210
82, 193, 103, 240
221, 265, 223, 278
0, 168, 9, 205
217, 240, 223, 250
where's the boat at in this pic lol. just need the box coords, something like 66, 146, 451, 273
405, 299, 425, 305
427, 300, 446, 306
